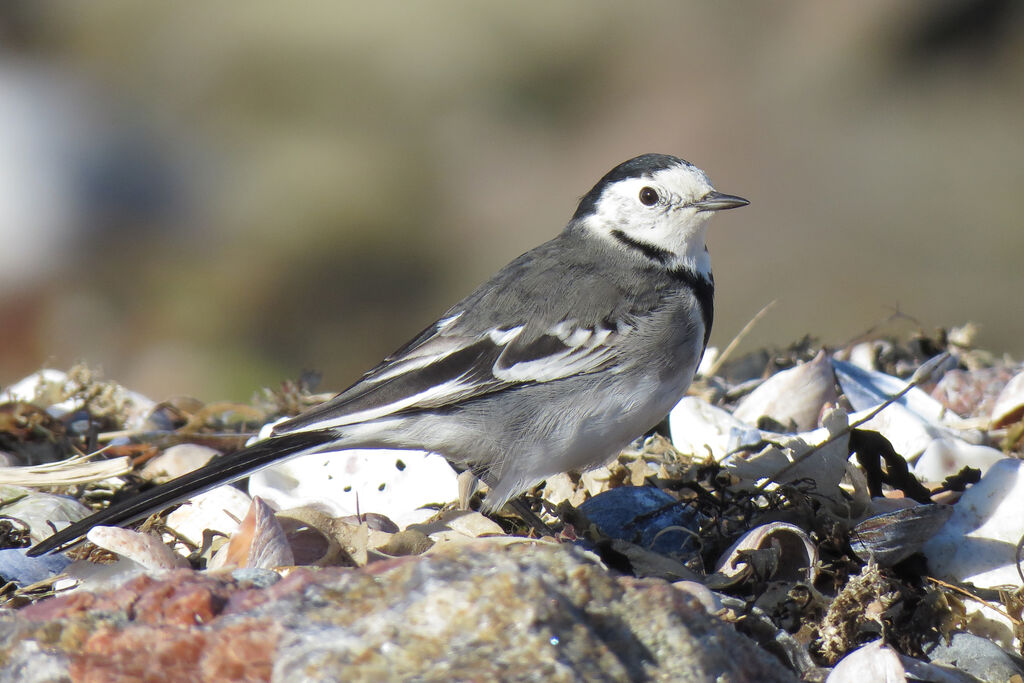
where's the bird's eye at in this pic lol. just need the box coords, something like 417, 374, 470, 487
639, 187, 659, 206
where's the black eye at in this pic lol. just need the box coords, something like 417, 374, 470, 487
639, 187, 659, 206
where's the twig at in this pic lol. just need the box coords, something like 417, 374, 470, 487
95, 430, 258, 444
754, 352, 951, 493
838, 308, 921, 350
926, 576, 1021, 625
706, 300, 776, 378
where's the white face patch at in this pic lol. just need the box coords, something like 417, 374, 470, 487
583, 162, 718, 276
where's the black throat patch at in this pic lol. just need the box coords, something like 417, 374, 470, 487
610, 229, 674, 265
668, 265, 715, 350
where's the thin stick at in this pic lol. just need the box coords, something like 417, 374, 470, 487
755, 352, 951, 492
706, 300, 777, 378
926, 576, 1021, 625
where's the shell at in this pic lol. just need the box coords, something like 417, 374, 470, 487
208, 496, 293, 570
0, 368, 155, 430
833, 359, 966, 426
930, 367, 1017, 419
833, 359, 984, 460
733, 351, 838, 432
247, 448, 459, 528
849, 504, 953, 566
276, 507, 395, 567
713, 522, 818, 585
163, 485, 252, 547
827, 641, 906, 683
724, 407, 851, 499
991, 369, 1024, 428
416, 510, 504, 540
0, 548, 71, 586
924, 456, 1024, 652
86, 526, 189, 570
923, 458, 1024, 588
912, 437, 1006, 481
140, 444, 220, 483
668, 397, 764, 461
0, 485, 92, 544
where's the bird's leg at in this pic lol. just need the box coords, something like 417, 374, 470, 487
506, 496, 558, 538
451, 461, 557, 537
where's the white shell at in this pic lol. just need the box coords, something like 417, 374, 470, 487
208, 496, 293, 570
668, 397, 764, 462
713, 521, 818, 584
847, 404, 952, 462
0, 485, 92, 543
248, 448, 458, 528
833, 359, 980, 460
86, 526, 188, 570
724, 407, 850, 497
912, 437, 1006, 481
991, 369, 1024, 428
140, 444, 220, 483
408, 509, 504, 542
845, 342, 884, 373
826, 641, 905, 683
833, 359, 966, 426
733, 351, 838, 432
923, 458, 1024, 588
163, 485, 252, 547
923, 458, 1024, 649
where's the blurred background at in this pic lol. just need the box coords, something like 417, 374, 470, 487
1, 1, 1021, 401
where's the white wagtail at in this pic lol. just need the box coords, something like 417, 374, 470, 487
29, 153, 747, 555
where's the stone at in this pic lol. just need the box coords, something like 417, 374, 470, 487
1, 543, 796, 682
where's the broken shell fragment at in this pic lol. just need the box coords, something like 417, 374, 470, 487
724, 407, 850, 499
668, 397, 764, 461
713, 522, 818, 585
833, 359, 984, 461
923, 458, 1024, 588
0, 548, 71, 586
991, 369, 1024, 428
163, 485, 252, 548
0, 485, 92, 544
86, 526, 189, 570
732, 351, 838, 432
208, 496, 294, 570
833, 359, 965, 426
849, 504, 953, 567
248, 448, 459, 528
139, 444, 220, 483
0, 368, 155, 430
911, 437, 1005, 481
275, 508, 354, 567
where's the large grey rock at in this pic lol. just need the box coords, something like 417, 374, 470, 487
1, 543, 796, 682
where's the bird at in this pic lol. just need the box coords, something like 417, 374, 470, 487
28, 153, 748, 556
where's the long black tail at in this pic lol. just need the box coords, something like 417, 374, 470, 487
28, 430, 338, 556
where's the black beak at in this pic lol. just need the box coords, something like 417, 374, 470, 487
693, 191, 749, 212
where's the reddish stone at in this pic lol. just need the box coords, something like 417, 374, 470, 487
19, 591, 96, 621
200, 620, 281, 681
87, 573, 160, 614
72, 625, 206, 682
130, 574, 229, 627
